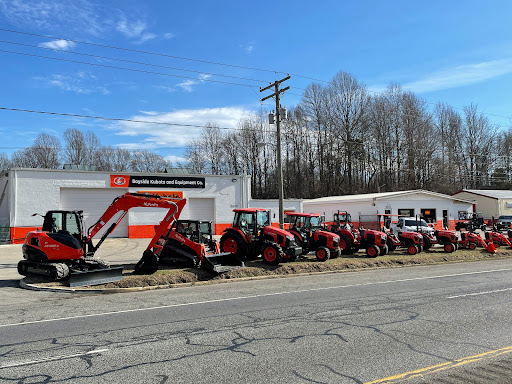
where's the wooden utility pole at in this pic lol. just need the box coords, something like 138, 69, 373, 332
260, 75, 290, 229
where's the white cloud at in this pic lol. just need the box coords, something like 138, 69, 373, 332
36, 72, 109, 95
401, 59, 512, 94
116, 15, 158, 44
163, 32, 175, 40
177, 74, 212, 92
241, 42, 255, 54
113, 107, 254, 148
164, 154, 187, 164
38, 39, 76, 51
0, 0, 108, 36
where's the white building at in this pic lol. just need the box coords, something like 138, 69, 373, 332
303, 190, 474, 230
451, 190, 512, 219
0, 168, 251, 243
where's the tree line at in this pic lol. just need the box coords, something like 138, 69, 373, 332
185, 71, 512, 198
0, 128, 170, 173
2, 70, 511, 199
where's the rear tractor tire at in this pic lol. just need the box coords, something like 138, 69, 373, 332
315, 246, 330, 262
220, 232, 247, 260
379, 244, 389, 256
339, 235, 354, 255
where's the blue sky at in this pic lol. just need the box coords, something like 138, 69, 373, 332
0, 0, 511, 163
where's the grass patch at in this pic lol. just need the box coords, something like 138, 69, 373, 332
23, 247, 512, 290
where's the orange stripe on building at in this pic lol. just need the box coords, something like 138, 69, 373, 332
10, 227, 38, 244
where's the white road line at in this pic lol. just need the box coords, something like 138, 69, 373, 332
0, 349, 109, 369
2, 267, 512, 328
447, 287, 512, 299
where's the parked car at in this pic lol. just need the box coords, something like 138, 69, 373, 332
390, 217, 435, 235
496, 215, 512, 231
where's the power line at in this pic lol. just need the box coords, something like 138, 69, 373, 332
2, 29, 509, 122
0, 39, 270, 84
0, 49, 261, 89
0, 28, 288, 75
0, 106, 272, 133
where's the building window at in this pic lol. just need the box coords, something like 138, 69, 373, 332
421, 209, 436, 223
398, 208, 414, 217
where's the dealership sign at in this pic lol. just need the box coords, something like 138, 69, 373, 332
110, 175, 205, 188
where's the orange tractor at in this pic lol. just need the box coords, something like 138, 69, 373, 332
286, 212, 340, 261
220, 208, 302, 265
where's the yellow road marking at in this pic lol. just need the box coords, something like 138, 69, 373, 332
365, 345, 512, 383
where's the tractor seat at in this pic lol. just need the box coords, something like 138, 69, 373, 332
57, 230, 71, 236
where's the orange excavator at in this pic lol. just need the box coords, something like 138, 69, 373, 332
18, 193, 186, 286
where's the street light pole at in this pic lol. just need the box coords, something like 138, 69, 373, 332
260, 75, 290, 229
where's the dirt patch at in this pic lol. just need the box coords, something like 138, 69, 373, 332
24, 247, 512, 290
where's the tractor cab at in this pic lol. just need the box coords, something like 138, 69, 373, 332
333, 211, 353, 230
174, 220, 217, 253
288, 213, 323, 236
232, 208, 270, 236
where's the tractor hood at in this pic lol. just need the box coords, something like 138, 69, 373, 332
263, 226, 295, 239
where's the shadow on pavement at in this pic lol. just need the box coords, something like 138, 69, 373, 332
0, 279, 20, 288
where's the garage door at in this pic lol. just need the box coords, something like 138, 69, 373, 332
60, 188, 129, 238
188, 198, 215, 224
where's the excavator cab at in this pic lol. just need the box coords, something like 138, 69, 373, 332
41, 210, 85, 245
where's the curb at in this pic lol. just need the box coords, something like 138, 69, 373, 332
19, 252, 512, 294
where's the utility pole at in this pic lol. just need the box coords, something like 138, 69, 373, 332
260, 75, 290, 229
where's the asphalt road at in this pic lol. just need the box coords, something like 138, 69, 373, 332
2, 256, 512, 383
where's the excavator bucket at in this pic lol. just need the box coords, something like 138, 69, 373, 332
486, 241, 496, 253
69, 266, 124, 287
134, 250, 159, 274
201, 252, 245, 273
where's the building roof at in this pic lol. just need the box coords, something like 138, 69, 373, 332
304, 189, 474, 205
453, 189, 512, 200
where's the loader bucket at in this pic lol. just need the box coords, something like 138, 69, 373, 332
69, 266, 124, 287
134, 250, 160, 275
486, 242, 496, 253
201, 252, 244, 273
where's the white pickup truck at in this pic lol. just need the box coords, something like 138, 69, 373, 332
390, 217, 435, 235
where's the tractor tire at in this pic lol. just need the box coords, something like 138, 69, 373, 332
220, 232, 247, 260
469, 242, 477, 250
423, 236, 431, 251
407, 245, 419, 255
315, 246, 330, 262
379, 244, 389, 256
443, 242, 455, 253
261, 242, 284, 265
508, 230, 512, 239
339, 235, 354, 255
366, 244, 380, 258
330, 248, 341, 259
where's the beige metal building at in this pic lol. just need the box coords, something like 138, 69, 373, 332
451, 190, 512, 219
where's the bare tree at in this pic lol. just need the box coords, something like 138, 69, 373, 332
0, 153, 11, 170
63, 128, 87, 165
130, 150, 167, 172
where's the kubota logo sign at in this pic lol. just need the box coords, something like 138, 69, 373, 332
110, 175, 130, 187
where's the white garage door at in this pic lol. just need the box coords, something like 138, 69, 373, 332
188, 198, 215, 224
60, 188, 129, 238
